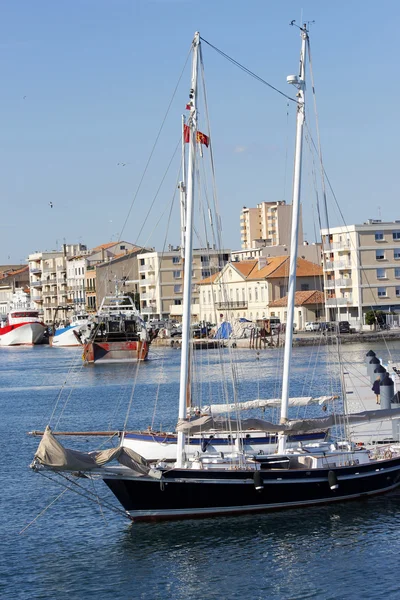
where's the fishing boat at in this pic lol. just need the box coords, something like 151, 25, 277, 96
81, 293, 150, 363
31, 28, 400, 522
0, 289, 46, 346
50, 313, 92, 347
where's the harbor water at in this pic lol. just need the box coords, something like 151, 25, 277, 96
2, 342, 400, 600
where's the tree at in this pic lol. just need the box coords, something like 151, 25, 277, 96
120, 291, 140, 310
365, 310, 376, 326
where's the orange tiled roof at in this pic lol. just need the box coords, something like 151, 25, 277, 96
0, 265, 29, 279
232, 260, 258, 277
91, 242, 119, 251
269, 290, 325, 307
199, 272, 219, 285
265, 257, 322, 279
247, 256, 288, 280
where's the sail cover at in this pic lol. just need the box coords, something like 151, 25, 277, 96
193, 396, 338, 416
178, 408, 400, 435
34, 426, 156, 476
176, 416, 287, 434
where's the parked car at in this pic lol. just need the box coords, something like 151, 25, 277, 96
305, 322, 319, 331
269, 317, 281, 332
337, 321, 350, 334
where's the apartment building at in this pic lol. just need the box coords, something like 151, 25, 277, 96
232, 241, 321, 265
67, 241, 139, 313
138, 247, 230, 320
198, 256, 323, 325
240, 201, 303, 250
95, 245, 150, 307
321, 220, 400, 326
28, 244, 87, 322
0, 266, 30, 315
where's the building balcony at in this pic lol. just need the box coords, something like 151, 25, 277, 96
140, 293, 157, 301
139, 277, 156, 286
31, 296, 43, 302
326, 297, 353, 306
57, 277, 67, 283
142, 306, 157, 314
336, 278, 353, 287
30, 268, 42, 274
324, 261, 352, 271
324, 280, 335, 289
323, 241, 351, 251
30, 281, 43, 288
42, 277, 57, 284
139, 264, 155, 273
56, 266, 66, 271
215, 300, 248, 310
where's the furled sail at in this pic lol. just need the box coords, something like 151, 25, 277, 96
178, 408, 400, 436
188, 396, 338, 417
33, 426, 161, 477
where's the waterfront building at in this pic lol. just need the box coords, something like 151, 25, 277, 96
321, 219, 400, 327
0, 266, 30, 315
198, 256, 323, 326
138, 247, 230, 321
240, 201, 303, 250
28, 244, 87, 323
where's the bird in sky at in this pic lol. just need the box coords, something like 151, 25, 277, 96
49, 202, 53, 208
23, 95, 27, 100
117, 162, 128, 167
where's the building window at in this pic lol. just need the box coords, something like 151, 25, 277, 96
377, 268, 386, 279
395, 249, 400, 260
140, 259, 145, 266
173, 271, 181, 279
395, 268, 400, 279
377, 287, 387, 297
174, 299, 182, 305
255, 288, 258, 301
172, 256, 180, 264
396, 287, 400, 297
249, 289, 252, 302
393, 232, 400, 241
376, 250, 385, 261
120, 245, 126, 250
301, 284, 309, 291
174, 285, 182, 293
375, 231, 384, 241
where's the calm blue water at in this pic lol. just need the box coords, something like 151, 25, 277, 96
2, 342, 400, 600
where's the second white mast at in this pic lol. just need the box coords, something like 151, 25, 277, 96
278, 25, 308, 454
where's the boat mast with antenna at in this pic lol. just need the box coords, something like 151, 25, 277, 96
278, 24, 308, 454
176, 32, 200, 468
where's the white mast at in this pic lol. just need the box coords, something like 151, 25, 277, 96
178, 114, 187, 257
176, 32, 200, 468
278, 25, 307, 454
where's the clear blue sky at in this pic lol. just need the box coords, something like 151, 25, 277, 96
1, 0, 399, 263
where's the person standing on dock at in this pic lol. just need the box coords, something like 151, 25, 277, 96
372, 378, 381, 405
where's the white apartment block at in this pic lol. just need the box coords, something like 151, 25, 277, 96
240, 201, 303, 250
321, 220, 400, 326
28, 244, 87, 322
199, 257, 323, 324
232, 241, 321, 265
138, 247, 230, 320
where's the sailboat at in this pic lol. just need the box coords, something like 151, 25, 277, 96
31, 29, 400, 522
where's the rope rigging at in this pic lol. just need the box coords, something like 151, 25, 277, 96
200, 36, 298, 104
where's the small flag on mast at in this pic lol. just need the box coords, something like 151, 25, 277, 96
183, 125, 210, 148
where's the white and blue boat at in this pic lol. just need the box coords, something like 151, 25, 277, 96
50, 313, 92, 347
